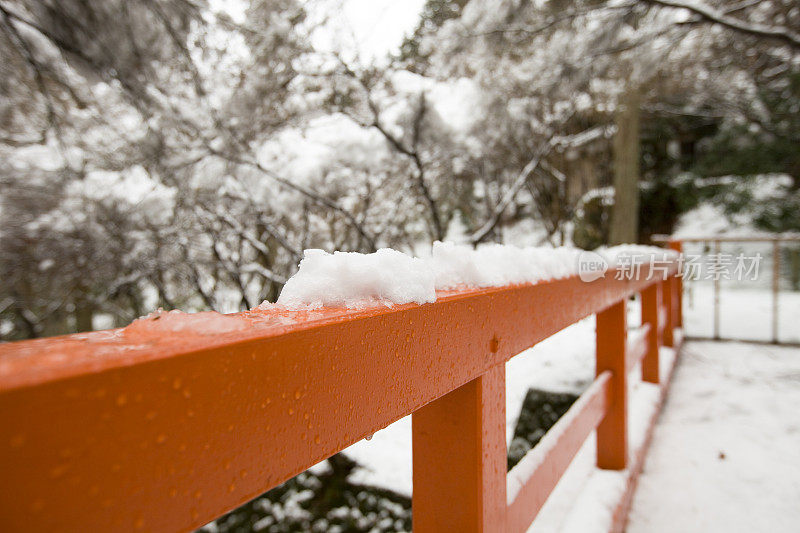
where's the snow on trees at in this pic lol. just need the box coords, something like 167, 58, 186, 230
1, 0, 797, 340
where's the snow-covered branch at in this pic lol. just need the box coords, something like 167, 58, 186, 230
643, 0, 800, 49
469, 142, 553, 245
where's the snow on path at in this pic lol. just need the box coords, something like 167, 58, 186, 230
627, 341, 800, 533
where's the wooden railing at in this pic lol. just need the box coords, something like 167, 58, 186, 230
0, 244, 684, 533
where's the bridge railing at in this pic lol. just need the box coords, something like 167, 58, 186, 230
654, 233, 800, 343
0, 245, 683, 533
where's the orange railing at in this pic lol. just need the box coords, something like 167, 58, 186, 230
0, 243, 683, 533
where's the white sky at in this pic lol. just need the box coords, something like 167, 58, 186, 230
210, 0, 426, 62
332, 0, 427, 61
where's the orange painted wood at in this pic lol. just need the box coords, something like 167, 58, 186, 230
668, 241, 683, 328
412, 365, 506, 532
610, 332, 683, 533
595, 300, 628, 470
0, 267, 676, 532
506, 371, 612, 533
663, 278, 675, 347
641, 283, 661, 383
625, 324, 650, 375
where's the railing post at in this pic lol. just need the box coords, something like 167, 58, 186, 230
596, 300, 627, 470
712, 239, 720, 340
641, 283, 661, 384
412, 365, 506, 532
772, 240, 780, 344
663, 276, 675, 348
668, 240, 683, 328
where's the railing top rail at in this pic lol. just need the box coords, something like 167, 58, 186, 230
652, 233, 800, 243
0, 265, 676, 532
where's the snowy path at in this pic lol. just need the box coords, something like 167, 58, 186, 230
627, 341, 800, 532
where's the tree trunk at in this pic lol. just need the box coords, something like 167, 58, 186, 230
74, 297, 94, 333
609, 85, 641, 245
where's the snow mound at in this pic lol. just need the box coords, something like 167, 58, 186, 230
428, 241, 581, 289
271, 242, 679, 310
276, 248, 436, 309
602, 245, 678, 265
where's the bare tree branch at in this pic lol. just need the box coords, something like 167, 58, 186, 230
474, 3, 637, 39
642, 0, 800, 49
334, 56, 446, 241
469, 141, 553, 245
208, 149, 378, 252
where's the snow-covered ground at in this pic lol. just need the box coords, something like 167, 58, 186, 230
627, 341, 800, 532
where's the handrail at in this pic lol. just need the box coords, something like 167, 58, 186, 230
0, 257, 682, 532
506, 370, 612, 531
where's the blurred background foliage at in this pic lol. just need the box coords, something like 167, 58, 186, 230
2, 1, 799, 530
1, 0, 798, 341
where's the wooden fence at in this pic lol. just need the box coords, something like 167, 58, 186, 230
0, 243, 684, 532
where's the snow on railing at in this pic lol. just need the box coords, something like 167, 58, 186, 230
0, 242, 683, 533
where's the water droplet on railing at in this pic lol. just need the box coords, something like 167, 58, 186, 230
49, 464, 68, 479
365, 434, 373, 441
9, 433, 25, 448
489, 335, 500, 353
29, 499, 44, 513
